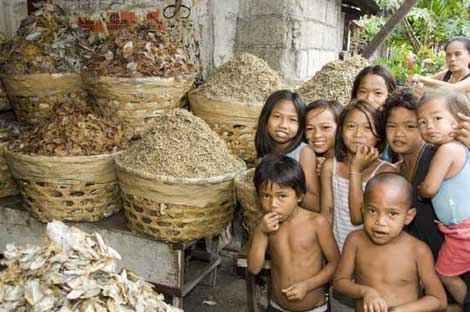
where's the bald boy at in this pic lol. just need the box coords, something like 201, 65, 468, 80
333, 173, 447, 312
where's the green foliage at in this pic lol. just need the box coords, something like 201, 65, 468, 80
360, 0, 469, 83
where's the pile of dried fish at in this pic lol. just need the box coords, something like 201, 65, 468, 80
85, 18, 195, 78
0, 120, 29, 144
198, 53, 283, 103
0, 2, 94, 74
8, 105, 126, 156
118, 109, 245, 178
0, 221, 181, 312
296, 56, 370, 105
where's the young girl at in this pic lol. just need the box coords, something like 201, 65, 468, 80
417, 90, 470, 307
255, 89, 320, 212
305, 99, 342, 176
351, 65, 397, 109
321, 100, 395, 311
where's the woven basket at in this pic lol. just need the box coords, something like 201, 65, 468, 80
1, 73, 87, 124
0, 143, 17, 198
0, 81, 11, 112
83, 74, 195, 138
115, 158, 243, 242
234, 168, 262, 237
3, 150, 122, 222
188, 91, 262, 164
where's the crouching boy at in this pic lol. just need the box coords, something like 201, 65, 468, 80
248, 155, 339, 312
333, 173, 447, 312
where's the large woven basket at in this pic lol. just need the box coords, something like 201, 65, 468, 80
1, 73, 87, 124
0, 143, 17, 198
234, 168, 262, 237
4, 150, 122, 222
83, 74, 195, 138
115, 158, 243, 243
188, 91, 262, 164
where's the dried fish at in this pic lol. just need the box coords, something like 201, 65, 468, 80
0, 120, 30, 144
296, 56, 370, 105
8, 104, 127, 156
1, 2, 95, 74
85, 18, 195, 78
0, 221, 181, 312
118, 109, 245, 178
197, 53, 284, 103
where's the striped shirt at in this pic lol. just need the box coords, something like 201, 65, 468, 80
332, 157, 387, 252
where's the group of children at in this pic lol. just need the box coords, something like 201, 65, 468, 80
247, 58, 470, 311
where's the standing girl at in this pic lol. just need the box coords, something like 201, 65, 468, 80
351, 65, 397, 109
417, 90, 470, 307
305, 99, 343, 176
321, 100, 395, 311
255, 90, 320, 211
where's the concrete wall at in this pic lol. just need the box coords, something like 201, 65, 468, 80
236, 0, 344, 86
0, 0, 345, 85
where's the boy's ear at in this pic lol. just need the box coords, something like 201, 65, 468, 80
297, 193, 304, 203
405, 207, 416, 225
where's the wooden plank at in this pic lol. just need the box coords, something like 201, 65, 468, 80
362, 0, 418, 59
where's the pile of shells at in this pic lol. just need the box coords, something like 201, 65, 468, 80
0, 2, 94, 74
296, 56, 370, 105
0, 221, 181, 312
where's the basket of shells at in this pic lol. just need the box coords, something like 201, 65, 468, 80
83, 18, 196, 139
189, 53, 284, 164
234, 168, 262, 237
0, 121, 29, 198
115, 109, 246, 242
5, 104, 127, 222
0, 3, 93, 124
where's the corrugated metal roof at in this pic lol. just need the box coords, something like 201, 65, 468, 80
342, 0, 379, 15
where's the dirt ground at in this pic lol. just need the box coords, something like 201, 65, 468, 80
183, 252, 248, 312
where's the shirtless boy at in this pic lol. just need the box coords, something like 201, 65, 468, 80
248, 155, 339, 312
333, 173, 447, 312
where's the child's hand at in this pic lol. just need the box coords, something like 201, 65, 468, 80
350, 145, 379, 174
316, 156, 326, 176
259, 212, 280, 233
282, 281, 308, 301
363, 287, 388, 312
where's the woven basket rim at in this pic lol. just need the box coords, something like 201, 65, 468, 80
4, 149, 122, 162
0, 73, 80, 79
189, 89, 264, 107
81, 72, 197, 83
234, 168, 255, 183
115, 157, 245, 185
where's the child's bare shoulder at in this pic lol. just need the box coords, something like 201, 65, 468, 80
297, 208, 325, 224
344, 229, 368, 247
438, 141, 467, 153
404, 232, 432, 256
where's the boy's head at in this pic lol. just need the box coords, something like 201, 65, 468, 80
362, 173, 416, 245
254, 155, 305, 221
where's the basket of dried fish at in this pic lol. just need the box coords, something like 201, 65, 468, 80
1, 73, 87, 124
234, 168, 262, 237
0, 2, 93, 124
4, 105, 127, 222
295, 56, 370, 105
83, 18, 196, 138
189, 53, 283, 164
0, 121, 28, 198
115, 109, 246, 242
0, 221, 182, 311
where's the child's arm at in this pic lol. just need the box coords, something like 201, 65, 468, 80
420, 143, 460, 198
390, 243, 447, 312
333, 232, 389, 312
247, 212, 280, 275
299, 147, 320, 212
349, 145, 379, 225
320, 158, 334, 225
281, 215, 340, 301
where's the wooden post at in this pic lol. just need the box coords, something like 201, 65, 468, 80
362, 0, 418, 59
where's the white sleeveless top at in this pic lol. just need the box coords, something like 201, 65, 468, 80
286, 142, 307, 162
332, 157, 388, 252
